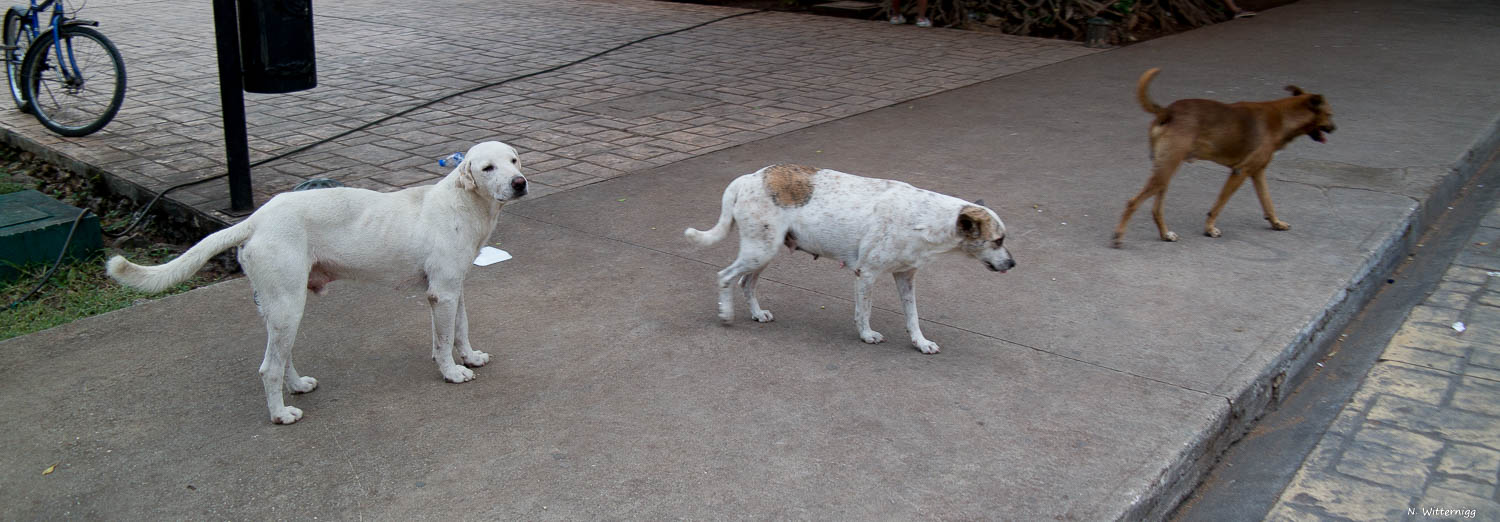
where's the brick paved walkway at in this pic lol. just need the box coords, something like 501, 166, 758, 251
0, 0, 1094, 220
1267, 207, 1500, 521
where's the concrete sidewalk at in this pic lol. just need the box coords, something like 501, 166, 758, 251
3, 0, 1500, 519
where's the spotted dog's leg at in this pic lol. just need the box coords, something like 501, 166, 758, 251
741, 267, 773, 322
854, 269, 884, 344
893, 269, 938, 353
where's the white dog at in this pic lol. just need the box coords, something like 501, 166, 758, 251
107, 141, 528, 424
684, 164, 1015, 353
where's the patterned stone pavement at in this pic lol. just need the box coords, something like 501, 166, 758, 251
1268, 206, 1500, 521
0, 0, 1095, 220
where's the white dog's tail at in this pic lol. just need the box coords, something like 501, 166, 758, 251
107, 221, 255, 293
684, 181, 739, 247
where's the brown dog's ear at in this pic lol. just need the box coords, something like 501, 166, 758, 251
1307, 94, 1325, 109
1284, 85, 1306, 96
957, 206, 991, 239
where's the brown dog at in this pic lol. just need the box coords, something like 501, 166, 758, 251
1112, 68, 1336, 248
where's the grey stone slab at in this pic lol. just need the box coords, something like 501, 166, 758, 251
574, 90, 722, 120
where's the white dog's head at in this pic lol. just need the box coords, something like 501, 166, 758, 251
956, 202, 1015, 273
456, 141, 528, 201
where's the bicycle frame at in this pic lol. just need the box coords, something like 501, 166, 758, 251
16, 0, 87, 84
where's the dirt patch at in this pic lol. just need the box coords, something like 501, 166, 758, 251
660, 0, 1298, 44
1, 144, 239, 339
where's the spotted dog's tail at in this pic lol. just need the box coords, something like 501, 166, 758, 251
107, 220, 255, 293
684, 179, 740, 247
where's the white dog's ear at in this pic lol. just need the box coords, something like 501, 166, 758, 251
957, 206, 992, 239
457, 160, 478, 191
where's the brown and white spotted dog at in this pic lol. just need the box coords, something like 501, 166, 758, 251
684, 164, 1015, 354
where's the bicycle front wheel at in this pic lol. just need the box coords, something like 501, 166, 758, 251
22, 25, 125, 137
3, 8, 35, 112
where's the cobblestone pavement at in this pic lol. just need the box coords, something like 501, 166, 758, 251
0, 0, 1094, 219
1268, 206, 1500, 521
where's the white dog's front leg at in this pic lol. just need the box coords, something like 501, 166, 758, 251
283, 358, 318, 394
453, 295, 490, 368
893, 270, 938, 354
854, 270, 884, 344
428, 289, 474, 383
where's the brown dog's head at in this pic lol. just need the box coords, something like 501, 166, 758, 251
1285, 85, 1337, 143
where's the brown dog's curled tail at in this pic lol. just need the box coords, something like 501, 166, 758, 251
1136, 68, 1164, 115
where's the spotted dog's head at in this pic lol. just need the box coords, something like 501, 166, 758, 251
956, 201, 1015, 273
456, 141, 528, 201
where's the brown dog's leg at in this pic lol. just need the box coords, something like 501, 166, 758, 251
1114, 183, 1159, 248
1149, 183, 1176, 243
1114, 149, 1187, 247
1250, 170, 1291, 231
1114, 179, 1178, 246
1204, 168, 1252, 238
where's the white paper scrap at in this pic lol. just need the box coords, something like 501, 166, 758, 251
1452, 321, 1467, 333
474, 246, 512, 267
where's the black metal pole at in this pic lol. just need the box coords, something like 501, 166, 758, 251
211, 0, 253, 214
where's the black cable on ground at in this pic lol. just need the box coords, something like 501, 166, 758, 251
5, 208, 88, 310
104, 8, 765, 240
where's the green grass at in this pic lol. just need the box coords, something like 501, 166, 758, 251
0, 172, 28, 195
1, 247, 236, 341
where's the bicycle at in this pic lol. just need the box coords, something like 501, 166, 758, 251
2, 0, 124, 137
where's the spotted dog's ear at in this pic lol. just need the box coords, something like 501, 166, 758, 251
457, 159, 478, 191
1284, 85, 1306, 96
973, 199, 986, 207
957, 206, 992, 239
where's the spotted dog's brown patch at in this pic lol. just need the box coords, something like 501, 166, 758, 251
958, 206, 997, 239
764, 164, 818, 207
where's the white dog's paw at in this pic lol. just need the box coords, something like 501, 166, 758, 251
860, 330, 885, 344
461, 350, 490, 368
751, 309, 775, 323
287, 376, 318, 394
718, 303, 734, 324
271, 406, 304, 425
914, 339, 940, 354
442, 366, 476, 383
